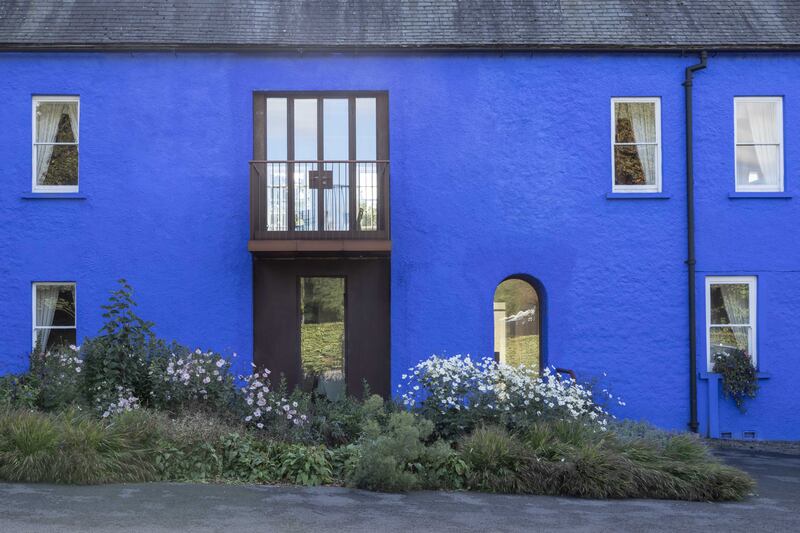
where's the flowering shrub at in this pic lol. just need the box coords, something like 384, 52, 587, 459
80, 280, 162, 407
239, 369, 308, 429
148, 347, 237, 412
397, 354, 619, 438
99, 386, 141, 418
29, 345, 84, 410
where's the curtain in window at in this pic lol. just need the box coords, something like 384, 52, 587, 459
745, 102, 779, 185
65, 103, 79, 141
628, 104, 657, 185
720, 286, 751, 354
35, 286, 60, 351
35, 104, 65, 184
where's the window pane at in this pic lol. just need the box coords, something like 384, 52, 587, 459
36, 144, 78, 186
736, 100, 780, 144
323, 99, 348, 160
36, 285, 75, 327
294, 100, 318, 230
294, 99, 317, 160
614, 145, 657, 185
266, 98, 287, 160
493, 279, 540, 372
356, 98, 377, 160
615, 102, 656, 143
35, 328, 77, 353
736, 144, 780, 187
35, 101, 78, 143
300, 277, 345, 400
710, 326, 750, 357
710, 283, 750, 325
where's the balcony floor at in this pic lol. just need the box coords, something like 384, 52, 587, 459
248, 239, 391, 254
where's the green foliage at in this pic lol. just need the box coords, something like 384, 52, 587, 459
609, 419, 677, 448
275, 444, 333, 485
713, 349, 758, 412
28, 349, 84, 410
459, 425, 522, 492
505, 334, 540, 368
300, 322, 344, 375
82, 280, 162, 411
0, 374, 39, 410
307, 393, 389, 447
512, 419, 755, 501
0, 408, 158, 484
348, 411, 464, 492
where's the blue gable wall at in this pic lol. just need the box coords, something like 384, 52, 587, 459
1, 51, 798, 439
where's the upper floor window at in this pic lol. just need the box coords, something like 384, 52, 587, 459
735, 97, 783, 192
33, 282, 76, 353
611, 97, 661, 193
252, 92, 389, 238
32, 96, 79, 192
706, 276, 756, 371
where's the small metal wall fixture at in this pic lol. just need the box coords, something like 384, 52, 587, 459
308, 169, 334, 189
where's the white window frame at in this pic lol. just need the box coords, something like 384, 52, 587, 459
734, 96, 783, 192
32, 95, 80, 193
705, 276, 757, 371
32, 282, 77, 351
611, 97, 662, 193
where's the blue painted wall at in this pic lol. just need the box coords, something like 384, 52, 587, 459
1, 52, 798, 439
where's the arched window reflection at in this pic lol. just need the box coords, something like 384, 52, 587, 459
493, 278, 541, 372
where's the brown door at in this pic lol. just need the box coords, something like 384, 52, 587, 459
253, 256, 390, 398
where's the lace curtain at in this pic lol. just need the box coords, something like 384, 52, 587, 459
35, 102, 78, 184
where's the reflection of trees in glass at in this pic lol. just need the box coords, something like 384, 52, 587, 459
301, 278, 344, 324
494, 279, 537, 315
710, 284, 749, 324
494, 279, 540, 371
709, 283, 752, 358
42, 113, 78, 186
614, 118, 646, 185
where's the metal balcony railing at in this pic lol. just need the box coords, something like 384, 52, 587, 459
250, 160, 390, 240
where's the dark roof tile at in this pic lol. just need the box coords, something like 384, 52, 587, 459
1, 0, 799, 50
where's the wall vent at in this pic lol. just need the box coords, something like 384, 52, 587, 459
720, 432, 733, 439
743, 431, 757, 440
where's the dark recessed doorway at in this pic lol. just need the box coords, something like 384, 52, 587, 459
253, 257, 390, 398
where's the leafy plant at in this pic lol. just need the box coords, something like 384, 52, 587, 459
0, 408, 158, 484
0, 373, 39, 410
28, 347, 84, 410
712, 349, 758, 412
275, 444, 333, 485
459, 425, 523, 492
348, 411, 458, 492
82, 280, 162, 411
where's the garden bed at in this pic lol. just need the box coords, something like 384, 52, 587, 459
0, 281, 754, 501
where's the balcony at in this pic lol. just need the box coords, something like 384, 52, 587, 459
249, 160, 390, 253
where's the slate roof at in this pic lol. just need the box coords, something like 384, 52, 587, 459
1, 0, 800, 51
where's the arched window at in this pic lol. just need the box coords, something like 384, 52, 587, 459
493, 278, 541, 372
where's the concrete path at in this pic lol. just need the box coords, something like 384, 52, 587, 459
1, 448, 798, 532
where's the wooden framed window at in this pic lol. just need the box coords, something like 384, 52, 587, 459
32, 282, 77, 352
735, 97, 783, 192
611, 97, 662, 193
251, 91, 389, 239
32, 95, 80, 193
706, 276, 757, 371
